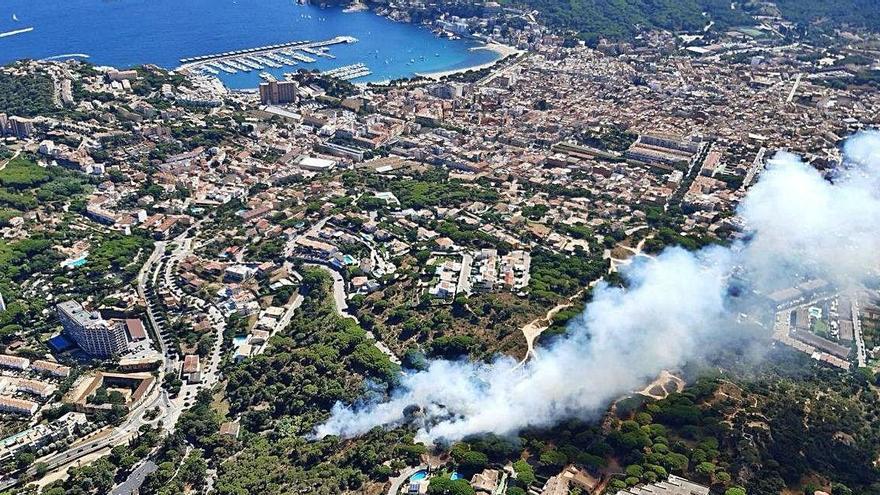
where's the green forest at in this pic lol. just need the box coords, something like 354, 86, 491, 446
499, 0, 880, 43
0, 155, 90, 214
0, 72, 57, 117
500, 0, 750, 42
774, 0, 880, 32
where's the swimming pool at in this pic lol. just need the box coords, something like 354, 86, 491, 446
62, 256, 88, 268
233, 335, 248, 347
450, 471, 462, 481
409, 470, 428, 482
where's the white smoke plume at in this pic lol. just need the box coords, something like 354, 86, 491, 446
315, 131, 880, 444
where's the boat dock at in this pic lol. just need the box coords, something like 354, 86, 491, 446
285, 51, 316, 63
180, 36, 358, 76
211, 63, 237, 74
238, 58, 263, 70
322, 63, 372, 81
224, 59, 249, 71
301, 46, 336, 59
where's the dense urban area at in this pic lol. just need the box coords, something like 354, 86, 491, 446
0, 1, 879, 495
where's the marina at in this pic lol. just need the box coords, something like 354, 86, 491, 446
301, 46, 336, 59
0, 0, 502, 88
179, 36, 355, 66
320, 63, 372, 81
237, 58, 263, 70
180, 36, 358, 78
212, 63, 236, 74
286, 51, 316, 63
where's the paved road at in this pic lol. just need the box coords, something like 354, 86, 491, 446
156, 232, 227, 416
307, 263, 400, 364
292, 217, 402, 365
1, 226, 223, 491
111, 461, 158, 495
476, 50, 528, 88
255, 292, 303, 355
0, 383, 170, 491
137, 241, 169, 358
314, 264, 354, 319
666, 141, 710, 211
851, 295, 868, 368
386, 464, 426, 495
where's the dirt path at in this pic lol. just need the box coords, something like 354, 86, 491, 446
636, 370, 685, 400
516, 288, 587, 367
0, 149, 21, 172
517, 240, 640, 368
610, 235, 655, 265
515, 232, 654, 367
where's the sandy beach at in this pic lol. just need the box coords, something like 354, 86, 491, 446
415, 42, 524, 80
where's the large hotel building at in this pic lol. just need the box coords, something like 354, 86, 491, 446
56, 301, 128, 358
258, 80, 298, 105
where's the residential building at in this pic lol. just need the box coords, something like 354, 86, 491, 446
182, 355, 202, 384
259, 80, 298, 105
219, 421, 240, 438
5, 116, 34, 138
0, 412, 86, 462
56, 300, 128, 358
615, 475, 710, 495
0, 354, 30, 370
471, 469, 500, 493
0, 377, 56, 398
31, 360, 71, 378
0, 396, 39, 416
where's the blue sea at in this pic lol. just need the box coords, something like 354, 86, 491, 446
0, 0, 499, 88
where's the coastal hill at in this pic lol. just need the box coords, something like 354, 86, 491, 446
473, 0, 880, 43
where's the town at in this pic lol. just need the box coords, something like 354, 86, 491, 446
0, 1, 878, 495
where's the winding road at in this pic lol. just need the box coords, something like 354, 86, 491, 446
309, 263, 400, 364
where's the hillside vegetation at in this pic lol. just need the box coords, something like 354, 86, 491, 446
505, 0, 749, 42
503, 0, 880, 43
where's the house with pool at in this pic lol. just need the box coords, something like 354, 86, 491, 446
406, 468, 467, 494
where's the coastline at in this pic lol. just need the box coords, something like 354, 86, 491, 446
342, 1, 368, 13
414, 42, 523, 81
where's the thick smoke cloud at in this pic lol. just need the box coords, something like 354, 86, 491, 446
739, 142, 880, 288
315, 131, 880, 444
